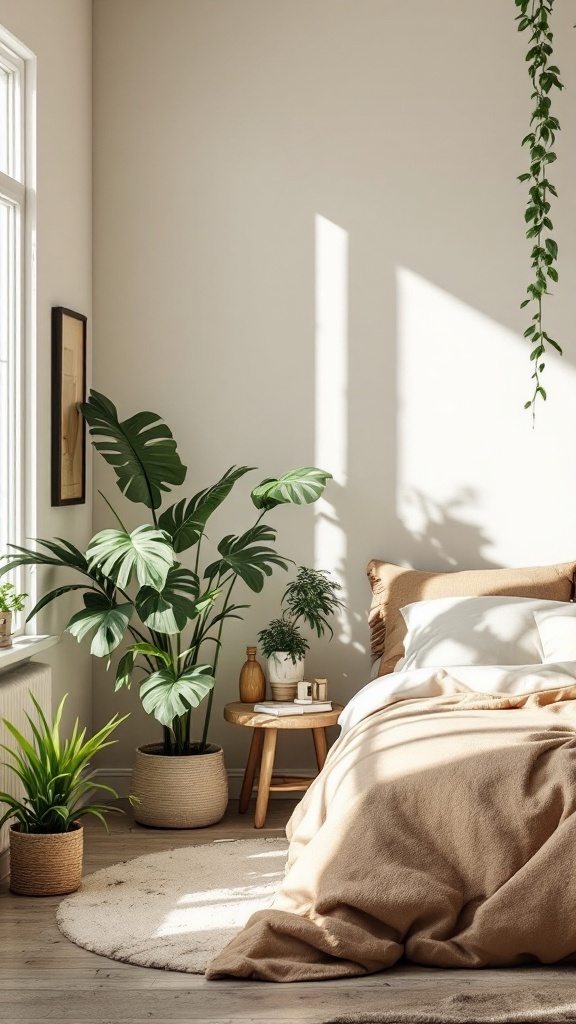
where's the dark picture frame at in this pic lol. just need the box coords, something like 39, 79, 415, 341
51, 306, 87, 506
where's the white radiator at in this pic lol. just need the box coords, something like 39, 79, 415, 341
0, 661, 52, 864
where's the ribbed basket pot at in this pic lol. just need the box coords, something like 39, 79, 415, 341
131, 743, 229, 828
9, 822, 83, 896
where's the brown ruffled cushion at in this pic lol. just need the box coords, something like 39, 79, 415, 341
367, 559, 576, 676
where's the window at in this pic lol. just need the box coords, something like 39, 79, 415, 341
0, 30, 34, 628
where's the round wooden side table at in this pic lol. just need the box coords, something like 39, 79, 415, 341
223, 702, 343, 828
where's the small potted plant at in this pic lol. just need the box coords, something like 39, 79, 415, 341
258, 566, 344, 700
0, 692, 127, 895
0, 583, 27, 649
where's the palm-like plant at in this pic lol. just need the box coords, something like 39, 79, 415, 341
0, 693, 126, 833
0, 391, 332, 755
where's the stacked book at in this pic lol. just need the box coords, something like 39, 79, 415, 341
253, 701, 332, 716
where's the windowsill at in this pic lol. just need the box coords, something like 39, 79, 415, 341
0, 635, 60, 675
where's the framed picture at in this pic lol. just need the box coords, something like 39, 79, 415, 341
51, 307, 87, 506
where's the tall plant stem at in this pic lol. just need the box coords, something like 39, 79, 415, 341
199, 576, 238, 752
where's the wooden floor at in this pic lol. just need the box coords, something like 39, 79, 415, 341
1, 799, 575, 1024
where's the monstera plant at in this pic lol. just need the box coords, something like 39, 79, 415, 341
0, 392, 331, 828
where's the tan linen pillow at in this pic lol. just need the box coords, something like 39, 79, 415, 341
367, 559, 576, 676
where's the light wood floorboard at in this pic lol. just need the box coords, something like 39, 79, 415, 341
1, 799, 575, 1022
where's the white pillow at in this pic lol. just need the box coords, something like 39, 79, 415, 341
534, 603, 576, 662
395, 596, 570, 671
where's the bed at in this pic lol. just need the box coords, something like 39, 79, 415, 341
206, 558, 576, 982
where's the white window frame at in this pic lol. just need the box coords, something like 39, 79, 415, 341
0, 27, 36, 633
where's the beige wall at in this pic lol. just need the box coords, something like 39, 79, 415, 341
0, 0, 93, 733
92, 0, 576, 779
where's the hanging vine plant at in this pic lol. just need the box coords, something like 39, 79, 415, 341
515, 0, 564, 417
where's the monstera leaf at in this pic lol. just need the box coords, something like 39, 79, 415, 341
250, 467, 332, 511
66, 592, 134, 658
135, 565, 201, 634
140, 665, 215, 727
158, 465, 254, 553
114, 641, 171, 691
79, 390, 186, 510
204, 524, 289, 593
86, 526, 174, 591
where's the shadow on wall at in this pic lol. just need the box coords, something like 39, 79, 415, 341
326, 483, 499, 676
91, 0, 576, 764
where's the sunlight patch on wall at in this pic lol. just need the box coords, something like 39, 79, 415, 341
314, 214, 350, 642
397, 267, 576, 567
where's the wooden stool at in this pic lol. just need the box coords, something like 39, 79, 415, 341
223, 702, 343, 828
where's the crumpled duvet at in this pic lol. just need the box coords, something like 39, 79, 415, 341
206, 665, 576, 982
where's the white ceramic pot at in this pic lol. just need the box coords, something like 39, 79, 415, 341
267, 652, 304, 701
267, 652, 305, 684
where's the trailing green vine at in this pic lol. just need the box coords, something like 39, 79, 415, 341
516, 0, 564, 417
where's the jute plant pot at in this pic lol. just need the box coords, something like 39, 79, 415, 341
131, 743, 229, 829
9, 822, 83, 896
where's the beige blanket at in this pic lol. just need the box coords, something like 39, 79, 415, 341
206, 681, 576, 982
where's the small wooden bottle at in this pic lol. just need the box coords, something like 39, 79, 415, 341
239, 646, 266, 702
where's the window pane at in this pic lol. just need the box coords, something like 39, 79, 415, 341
0, 66, 8, 174
0, 199, 10, 550
0, 196, 23, 617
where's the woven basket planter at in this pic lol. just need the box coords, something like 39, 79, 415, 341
9, 822, 83, 896
131, 744, 228, 829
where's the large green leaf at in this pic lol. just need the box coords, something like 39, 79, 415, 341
158, 466, 254, 553
66, 592, 134, 658
79, 390, 187, 510
251, 467, 332, 511
0, 537, 90, 579
114, 642, 171, 691
140, 665, 215, 727
87, 526, 174, 591
27, 584, 93, 622
135, 566, 200, 634
204, 524, 289, 593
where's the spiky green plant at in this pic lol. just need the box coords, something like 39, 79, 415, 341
0, 693, 127, 834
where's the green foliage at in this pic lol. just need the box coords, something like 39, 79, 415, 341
515, 0, 564, 417
86, 526, 174, 591
0, 391, 332, 755
66, 592, 134, 658
140, 665, 215, 731
204, 524, 290, 593
0, 693, 126, 834
0, 582, 27, 614
158, 466, 254, 553
282, 567, 344, 639
258, 618, 309, 663
258, 566, 344, 663
79, 390, 186, 513
251, 468, 333, 511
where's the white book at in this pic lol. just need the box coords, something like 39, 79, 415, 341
253, 701, 332, 716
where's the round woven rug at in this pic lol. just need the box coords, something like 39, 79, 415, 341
56, 837, 288, 973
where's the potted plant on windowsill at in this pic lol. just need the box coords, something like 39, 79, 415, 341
258, 566, 344, 700
0, 583, 27, 650
0, 391, 332, 828
0, 693, 126, 895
